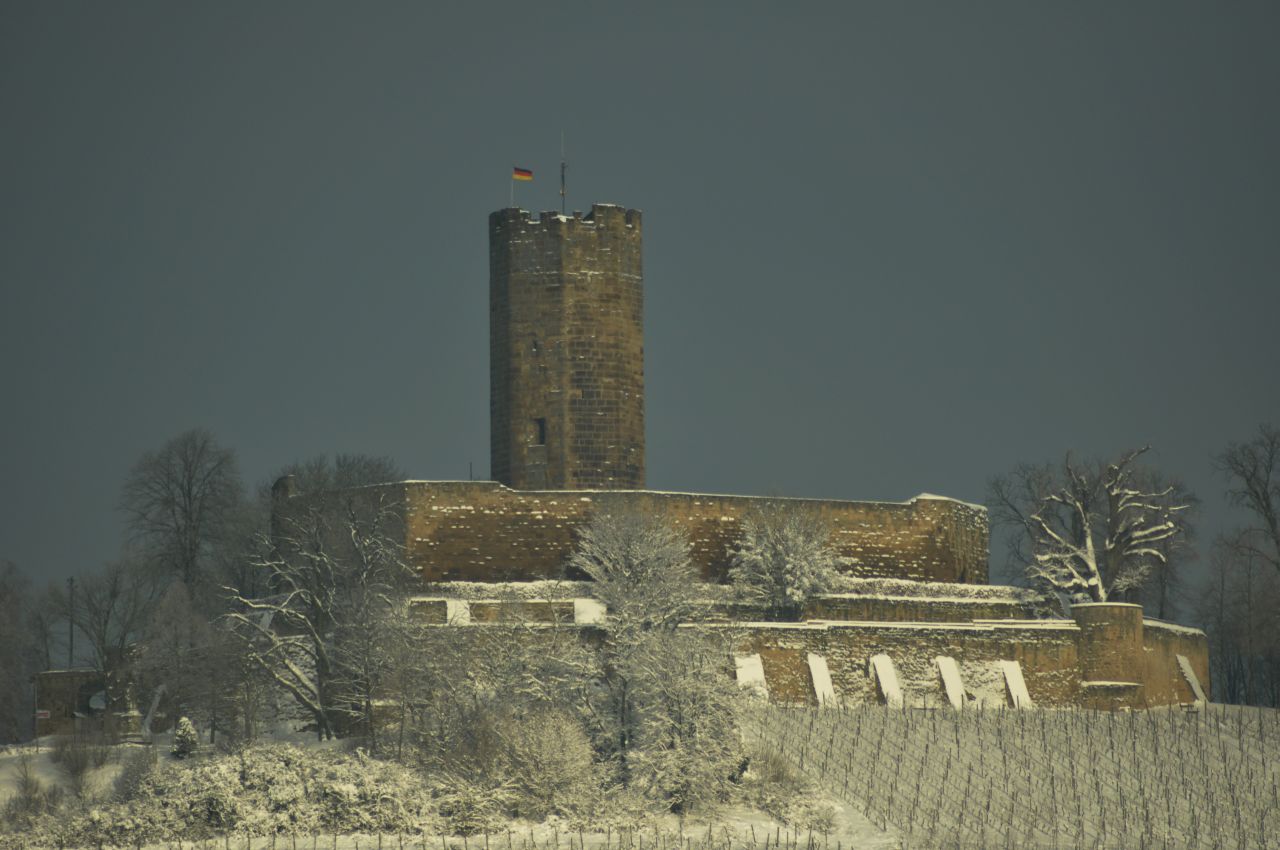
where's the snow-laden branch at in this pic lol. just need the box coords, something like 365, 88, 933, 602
1027, 447, 1189, 603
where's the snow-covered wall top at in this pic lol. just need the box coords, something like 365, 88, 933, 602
277, 481, 989, 586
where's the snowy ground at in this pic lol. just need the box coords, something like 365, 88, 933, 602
0, 738, 125, 806
1, 732, 898, 850
1, 803, 896, 850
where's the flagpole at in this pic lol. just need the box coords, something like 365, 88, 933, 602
560, 132, 567, 214
510, 173, 514, 209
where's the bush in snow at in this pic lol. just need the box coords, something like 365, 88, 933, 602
499, 707, 599, 819
0, 743, 441, 845
172, 716, 199, 759
434, 773, 513, 835
728, 502, 838, 618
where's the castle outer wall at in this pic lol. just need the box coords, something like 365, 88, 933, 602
723, 608, 1210, 709
278, 481, 989, 585
407, 593, 1211, 710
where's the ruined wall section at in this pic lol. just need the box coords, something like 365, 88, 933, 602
1142, 619, 1212, 705
395, 481, 987, 584
489, 205, 644, 491
1068, 604, 1212, 708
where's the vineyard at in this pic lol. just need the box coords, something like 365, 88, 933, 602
748, 703, 1280, 850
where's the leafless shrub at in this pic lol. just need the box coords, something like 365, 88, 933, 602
433, 773, 514, 835
50, 735, 93, 798
3, 753, 62, 825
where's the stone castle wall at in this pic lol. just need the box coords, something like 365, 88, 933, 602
273, 484, 1211, 709
489, 205, 645, 490
350, 481, 989, 584
730, 621, 1083, 706
405, 592, 1211, 709
721, 607, 1208, 709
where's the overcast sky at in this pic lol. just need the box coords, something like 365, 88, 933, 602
2, 2, 1277, 602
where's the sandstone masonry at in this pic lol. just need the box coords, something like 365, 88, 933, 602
489, 205, 645, 490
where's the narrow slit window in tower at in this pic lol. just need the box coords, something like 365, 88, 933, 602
534, 418, 547, 446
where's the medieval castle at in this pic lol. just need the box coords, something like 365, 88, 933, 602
272, 202, 1211, 712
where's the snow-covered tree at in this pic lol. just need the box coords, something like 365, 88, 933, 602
171, 716, 198, 758
225, 490, 415, 741
727, 502, 839, 617
569, 510, 701, 636
568, 510, 740, 811
1027, 447, 1189, 603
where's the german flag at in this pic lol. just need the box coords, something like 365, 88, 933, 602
512, 167, 534, 181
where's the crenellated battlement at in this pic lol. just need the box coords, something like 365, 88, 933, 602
490, 203, 641, 232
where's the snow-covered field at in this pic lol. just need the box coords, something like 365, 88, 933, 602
750, 702, 1280, 850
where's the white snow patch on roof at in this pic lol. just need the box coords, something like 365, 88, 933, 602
1144, 618, 1206, 636
828, 576, 1040, 602
912, 493, 987, 511
385, 481, 985, 509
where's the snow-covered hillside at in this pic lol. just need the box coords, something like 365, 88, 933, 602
751, 703, 1280, 849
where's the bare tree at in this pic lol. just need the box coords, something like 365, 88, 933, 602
1137, 469, 1198, 620
0, 562, 44, 743
55, 557, 160, 712
1193, 424, 1280, 707
1027, 448, 1189, 603
727, 501, 839, 618
225, 490, 415, 740
1216, 423, 1280, 574
132, 581, 243, 738
987, 461, 1061, 585
1196, 538, 1280, 706
215, 453, 405, 602
120, 428, 244, 591
28, 581, 67, 671
264, 453, 403, 500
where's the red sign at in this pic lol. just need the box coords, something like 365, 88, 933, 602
34, 710, 50, 720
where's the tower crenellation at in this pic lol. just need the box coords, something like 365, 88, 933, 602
489, 203, 645, 489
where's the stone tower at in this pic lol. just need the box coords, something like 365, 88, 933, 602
489, 204, 645, 490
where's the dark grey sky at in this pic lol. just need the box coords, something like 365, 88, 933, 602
2, 2, 1277, 596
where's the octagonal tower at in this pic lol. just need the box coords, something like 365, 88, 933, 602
489, 204, 645, 490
